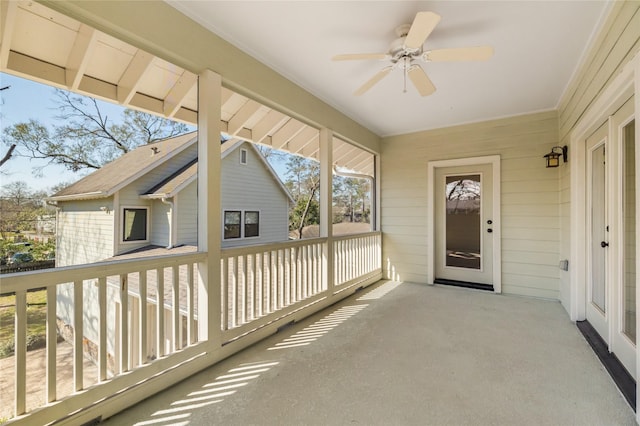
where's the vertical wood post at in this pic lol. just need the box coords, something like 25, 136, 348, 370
319, 128, 334, 295
197, 69, 222, 346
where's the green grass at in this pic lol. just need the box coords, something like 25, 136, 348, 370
0, 289, 48, 358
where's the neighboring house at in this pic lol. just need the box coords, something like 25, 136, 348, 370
47, 132, 292, 367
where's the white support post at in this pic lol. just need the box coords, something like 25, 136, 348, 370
319, 128, 334, 294
197, 69, 222, 346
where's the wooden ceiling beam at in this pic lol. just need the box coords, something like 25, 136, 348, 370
65, 24, 98, 90
163, 71, 197, 118
286, 126, 318, 154
227, 99, 261, 136
271, 119, 306, 150
116, 50, 154, 104
251, 109, 290, 145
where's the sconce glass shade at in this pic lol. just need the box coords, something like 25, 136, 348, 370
544, 145, 568, 168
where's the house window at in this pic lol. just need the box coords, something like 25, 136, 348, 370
224, 211, 241, 239
244, 211, 259, 238
240, 149, 248, 165
224, 210, 260, 239
123, 208, 148, 242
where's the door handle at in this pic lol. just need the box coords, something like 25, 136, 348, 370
600, 241, 609, 248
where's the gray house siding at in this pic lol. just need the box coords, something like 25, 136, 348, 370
221, 142, 290, 248
176, 181, 198, 245
115, 145, 198, 254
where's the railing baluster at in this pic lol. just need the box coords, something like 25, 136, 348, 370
139, 271, 148, 365
187, 263, 195, 344
172, 265, 180, 352
156, 268, 165, 358
221, 257, 229, 331
271, 250, 277, 311
233, 256, 240, 326
255, 253, 262, 318
120, 274, 129, 373
15, 289, 27, 416
98, 277, 107, 382
46, 285, 57, 402
73, 280, 83, 391
242, 254, 248, 323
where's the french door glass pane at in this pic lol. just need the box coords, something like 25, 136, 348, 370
445, 174, 481, 270
623, 120, 636, 343
591, 145, 606, 312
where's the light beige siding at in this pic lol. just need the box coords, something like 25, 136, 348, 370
57, 198, 115, 267
150, 199, 170, 247
381, 111, 560, 299
557, 2, 640, 309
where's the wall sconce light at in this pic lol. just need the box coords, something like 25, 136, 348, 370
544, 145, 568, 168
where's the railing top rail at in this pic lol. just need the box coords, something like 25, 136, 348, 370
0, 251, 208, 293
220, 231, 381, 257
221, 237, 328, 257
332, 230, 381, 242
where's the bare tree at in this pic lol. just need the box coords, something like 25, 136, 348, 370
2, 89, 190, 175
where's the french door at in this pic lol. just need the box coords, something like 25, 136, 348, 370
585, 96, 636, 377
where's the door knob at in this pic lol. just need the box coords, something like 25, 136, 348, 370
600, 241, 609, 248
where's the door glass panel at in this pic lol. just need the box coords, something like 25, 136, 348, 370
445, 174, 481, 269
623, 120, 636, 343
591, 145, 606, 312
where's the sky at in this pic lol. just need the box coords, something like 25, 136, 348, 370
0, 72, 290, 194
1, 72, 128, 193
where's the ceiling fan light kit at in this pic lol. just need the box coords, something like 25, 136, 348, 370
332, 11, 494, 97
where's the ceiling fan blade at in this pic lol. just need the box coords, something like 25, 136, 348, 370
332, 53, 389, 61
408, 65, 436, 96
424, 46, 494, 62
404, 11, 441, 50
354, 67, 392, 96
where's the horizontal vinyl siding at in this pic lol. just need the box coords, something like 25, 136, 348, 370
221, 143, 289, 248
381, 111, 561, 299
116, 145, 198, 254
557, 1, 640, 309
176, 182, 198, 245
57, 198, 115, 266
150, 199, 170, 247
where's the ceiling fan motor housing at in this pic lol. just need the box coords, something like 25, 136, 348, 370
389, 34, 423, 64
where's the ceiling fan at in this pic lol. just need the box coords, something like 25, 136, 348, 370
332, 11, 494, 97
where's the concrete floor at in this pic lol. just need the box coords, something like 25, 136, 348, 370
104, 281, 635, 425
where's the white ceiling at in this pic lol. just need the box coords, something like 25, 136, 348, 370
168, 1, 609, 137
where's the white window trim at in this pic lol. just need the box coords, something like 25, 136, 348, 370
240, 148, 248, 165
222, 209, 261, 240
121, 206, 150, 244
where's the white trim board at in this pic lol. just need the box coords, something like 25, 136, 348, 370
427, 155, 502, 293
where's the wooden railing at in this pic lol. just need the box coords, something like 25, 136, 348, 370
2, 232, 381, 424
220, 238, 327, 341
334, 232, 382, 291
1, 252, 205, 423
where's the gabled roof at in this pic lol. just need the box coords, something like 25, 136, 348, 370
48, 132, 198, 201
49, 132, 293, 203
141, 139, 294, 203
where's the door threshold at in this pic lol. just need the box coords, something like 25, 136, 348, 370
433, 278, 493, 292
576, 320, 636, 411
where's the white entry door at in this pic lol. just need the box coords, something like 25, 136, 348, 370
585, 96, 636, 378
585, 123, 608, 340
434, 163, 494, 286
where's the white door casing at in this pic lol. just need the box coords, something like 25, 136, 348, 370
427, 155, 501, 293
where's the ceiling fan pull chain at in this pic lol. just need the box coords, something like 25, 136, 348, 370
403, 57, 408, 93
